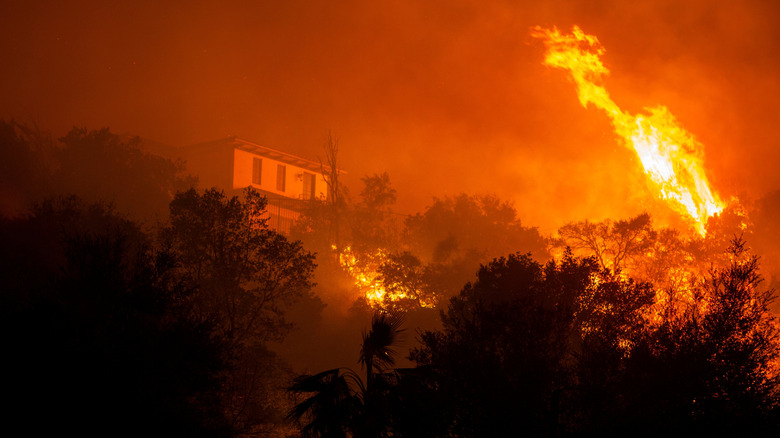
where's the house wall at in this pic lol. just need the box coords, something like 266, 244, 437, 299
233, 148, 328, 200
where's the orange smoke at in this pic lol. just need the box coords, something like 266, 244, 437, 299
531, 26, 724, 235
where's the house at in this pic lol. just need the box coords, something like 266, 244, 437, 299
179, 136, 336, 233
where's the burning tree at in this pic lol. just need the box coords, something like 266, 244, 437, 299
408, 251, 655, 436
335, 246, 439, 312
615, 238, 780, 435
401, 239, 780, 435
553, 207, 752, 318
553, 212, 656, 274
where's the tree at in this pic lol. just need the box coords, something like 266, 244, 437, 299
409, 252, 580, 436
320, 130, 344, 209
406, 194, 547, 263
554, 211, 754, 311
408, 251, 656, 436
0, 119, 56, 216
618, 238, 780, 435
0, 121, 196, 222
554, 212, 656, 273
319, 130, 346, 247
288, 312, 405, 438
0, 197, 234, 437
288, 369, 364, 438
55, 126, 195, 222
163, 187, 316, 345
162, 187, 317, 435
750, 190, 780, 298
349, 172, 401, 252
291, 132, 352, 251
404, 193, 549, 300
376, 251, 440, 311
359, 312, 405, 394
359, 173, 397, 213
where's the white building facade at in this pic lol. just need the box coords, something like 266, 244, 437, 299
179, 137, 335, 233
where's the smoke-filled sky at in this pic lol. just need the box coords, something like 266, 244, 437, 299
3, 0, 780, 232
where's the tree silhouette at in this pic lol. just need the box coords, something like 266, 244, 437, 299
376, 251, 440, 311
314, 130, 347, 248
162, 187, 316, 435
617, 237, 780, 435
0, 197, 233, 437
55, 126, 195, 222
409, 250, 658, 436
0, 119, 55, 216
163, 187, 316, 345
350, 173, 400, 251
404, 193, 549, 301
0, 120, 195, 222
360, 312, 404, 392
288, 311, 404, 438
411, 252, 584, 435
406, 193, 548, 264
554, 212, 656, 273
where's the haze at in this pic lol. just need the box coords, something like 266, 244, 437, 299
3, 0, 780, 231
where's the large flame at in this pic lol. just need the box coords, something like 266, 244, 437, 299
531, 26, 724, 235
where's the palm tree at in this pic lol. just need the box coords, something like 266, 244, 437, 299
288, 311, 404, 437
287, 368, 364, 438
360, 312, 405, 393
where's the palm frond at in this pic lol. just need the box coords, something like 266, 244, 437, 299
287, 368, 365, 438
360, 311, 406, 372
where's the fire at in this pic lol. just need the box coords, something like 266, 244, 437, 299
333, 245, 437, 311
531, 26, 724, 235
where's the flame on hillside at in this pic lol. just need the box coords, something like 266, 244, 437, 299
531, 26, 725, 235
333, 245, 437, 311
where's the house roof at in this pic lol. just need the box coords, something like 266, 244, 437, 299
182, 136, 345, 174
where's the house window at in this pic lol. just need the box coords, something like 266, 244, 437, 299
276, 164, 286, 192
252, 158, 262, 185
303, 172, 316, 200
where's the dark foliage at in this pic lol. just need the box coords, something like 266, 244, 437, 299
0, 198, 233, 437
162, 187, 317, 435
162, 187, 316, 346
399, 242, 780, 436
288, 312, 405, 438
404, 194, 549, 300
288, 369, 364, 438
0, 119, 55, 216
56, 126, 195, 221
409, 252, 611, 436
0, 120, 194, 221
615, 238, 780, 436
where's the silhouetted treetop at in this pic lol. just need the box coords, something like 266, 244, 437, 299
0, 120, 196, 222
163, 186, 316, 345
0, 119, 56, 216
56, 126, 195, 221
289, 311, 405, 438
405, 194, 548, 265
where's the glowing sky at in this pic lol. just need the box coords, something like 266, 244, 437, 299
3, 0, 780, 232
